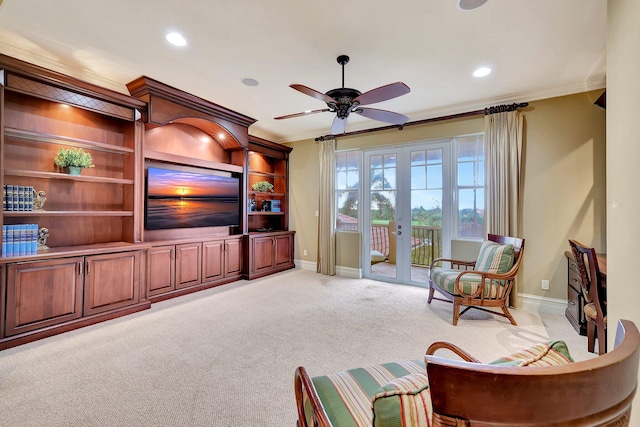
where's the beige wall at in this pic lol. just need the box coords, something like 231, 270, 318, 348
286, 90, 606, 300
608, 0, 640, 424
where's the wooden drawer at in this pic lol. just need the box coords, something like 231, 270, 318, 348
567, 284, 581, 325
565, 253, 587, 336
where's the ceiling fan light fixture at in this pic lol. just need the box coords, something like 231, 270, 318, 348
457, 0, 489, 11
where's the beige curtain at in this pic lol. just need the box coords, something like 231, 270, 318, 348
484, 110, 524, 305
317, 139, 336, 275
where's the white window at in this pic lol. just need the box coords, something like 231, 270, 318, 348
335, 150, 360, 231
455, 135, 484, 238
334, 134, 485, 240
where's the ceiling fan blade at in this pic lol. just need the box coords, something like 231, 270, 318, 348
332, 116, 347, 135
274, 108, 330, 120
354, 107, 409, 125
352, 82, 410, 106
290, 84, 337, 104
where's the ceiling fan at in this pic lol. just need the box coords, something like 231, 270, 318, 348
275, 55, 410, 135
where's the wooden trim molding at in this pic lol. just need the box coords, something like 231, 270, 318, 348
127, 76, 256, 149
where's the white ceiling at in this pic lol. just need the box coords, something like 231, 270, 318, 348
0, 0, 606, 144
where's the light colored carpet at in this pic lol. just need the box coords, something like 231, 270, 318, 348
0, 269, 591, 426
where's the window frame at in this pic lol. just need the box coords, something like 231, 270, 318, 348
335, 149, 362, 232
333, 133, 485, 241
452, 133, 485, 241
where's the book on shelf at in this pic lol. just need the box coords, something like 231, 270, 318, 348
2, 223, 39, 257
3, 185, 36, 212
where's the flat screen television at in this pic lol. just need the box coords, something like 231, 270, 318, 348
145, 165, 240, 230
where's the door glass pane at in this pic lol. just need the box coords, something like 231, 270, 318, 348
370, 154, 397, 280
411, 149, 443, 283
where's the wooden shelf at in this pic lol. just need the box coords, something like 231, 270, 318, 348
248, 170, 285, 179
4, 210, 134, 217
248, 212, 284, 216
4, 127, 134, 154
248, 191, 285, 197
4, 169, 134, 184
144, 149, 243, 174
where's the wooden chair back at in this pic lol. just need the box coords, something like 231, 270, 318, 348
425, 319, 640, 426
569, 239, 606, 315
569, 239, 607, 354
488, 233, 524, 260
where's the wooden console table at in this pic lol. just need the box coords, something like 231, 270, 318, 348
564, 251, 607, 336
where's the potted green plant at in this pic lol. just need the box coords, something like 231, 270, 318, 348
251, 181, 274, 193
54, 147, 95, 175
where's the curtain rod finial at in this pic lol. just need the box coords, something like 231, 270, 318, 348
484, 102, 529, 115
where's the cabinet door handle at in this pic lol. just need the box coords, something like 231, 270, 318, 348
171, 249, 175, 260
78, 261, 84, 276
85, 261, 90, 276
568, 300, 576, 306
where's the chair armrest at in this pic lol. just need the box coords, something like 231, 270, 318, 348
430, 257, 476, 270
426, 341, 481, 363
295, 366, 332, 427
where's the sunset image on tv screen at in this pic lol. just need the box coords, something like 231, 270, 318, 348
145, 166, 239, 230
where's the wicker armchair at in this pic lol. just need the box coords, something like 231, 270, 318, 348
428, 233, 525, 325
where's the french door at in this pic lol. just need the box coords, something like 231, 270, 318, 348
363, 141, 451, 286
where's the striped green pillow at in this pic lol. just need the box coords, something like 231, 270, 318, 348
489, 340, 574, 367
308, 360, 426, 426
474, 240, 515, 274
371, 373, 432, 427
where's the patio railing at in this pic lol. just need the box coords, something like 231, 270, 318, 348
369, 224, 442, 267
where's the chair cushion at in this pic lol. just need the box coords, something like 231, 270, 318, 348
488, 340, 574, 367
474, 240, 515, 274
371, 372, 432, 427
307, 360, 425, 427
584, 302, 607, 322
371, 250, 386, 265
430, 268, 505, 298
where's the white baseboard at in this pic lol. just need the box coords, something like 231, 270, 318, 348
294, 260, 363, 279
294, 259, 317, 272
335, 266, 362, 279
517, 293, 567, 316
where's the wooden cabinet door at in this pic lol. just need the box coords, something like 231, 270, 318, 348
5, 258, 84, 336
251, 236, 275, 274
175, 242, 202, 289
84, 251, 140, 316
274, 234, 294, 268
224, 238, 243, 277
148, 245, 175, 297
203, 240, 224, 282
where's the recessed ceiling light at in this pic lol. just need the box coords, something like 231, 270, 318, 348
457, 0, 489, 11
473, 67, 492, 77
166, 32, 187, 47
242, 78, 259, 87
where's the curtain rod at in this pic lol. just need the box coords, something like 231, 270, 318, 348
314, 102, 529, 142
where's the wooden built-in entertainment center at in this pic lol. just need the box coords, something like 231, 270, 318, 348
0, 55, 294, 350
